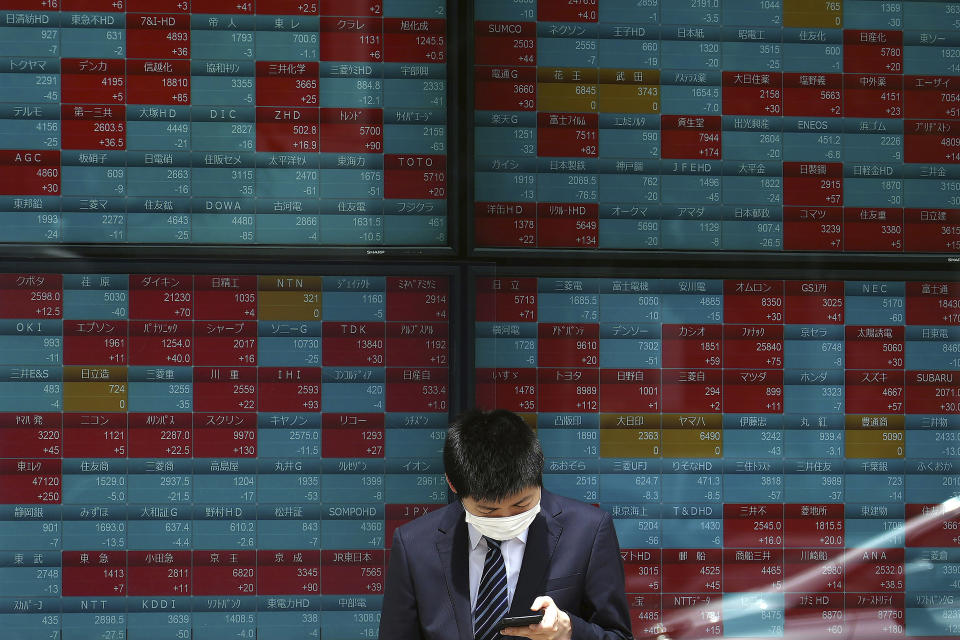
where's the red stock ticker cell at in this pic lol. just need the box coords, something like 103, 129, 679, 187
783, 206, 843, 251
474, 66, 537, 111
192, 366, 257, 412
128, 412, 192, 458
61, 58, 126, 104
843, 370, 905, 414
63, 320, 128, 365
906, 119, 960, 164
129, 554, 191, 599
385, 322, 448, 367
537, 112, 598, 158
194, 275, 258, 320
61, 105, 126, 151
129, 320, 192, 366
319, 17, 383, 63
386, 504, 442, 548
906, 370, 960, 414
660, 115, 721, 160
904, 208, 960, 252
62, 551, 127, 597
906, 281, 960, 325
722, 369, 784, 414
843, 207, 905, 252
537, 323, 598, 367
721, 548, 785, 593
192, 412, 257, 457
844, 325, 905, 370
475, 277, 537, 323
599, 369, 660, 413
126, 14, 191, 60
385, 367, 448, 413
384, 154, 446, 199
0, 150, 61, 196
783, 73, 842, 118
321, 321, 384, 367
537, 368, 598, 413
475, 21, 536, 66
255, 107, 319, 153
783, 162, 842, 207
784, 281, 845, 325
535, 203, 599, 248
128, 275, 193, 321
193, 321, 258, 366
386, 277, 450, 322
904, 75, 960, 119
258, 367, 322, 413
0, 413, 63, 458
475, 368, 537, 414
722, 325, 785, 369
661, 369, 722, 414
383, 18, 446, 64
843, 30, 903, 74
843, 73, 903, 119
321, 413, 384, 459
320, 549, 385, 595
320, 108, 383, 154
256, 62, 320, 106
722, 279, 785, 324
257, 550, 321, 595
662, 324, 722, 369
193, 550, 258, 596
474, 202, 538, 248
319, 0, 384, 16
126, 60, 190, 106
538, 0, 597, 22
721, 71, 782, 117
63, 412, 127, 458
0, 459, 61, 504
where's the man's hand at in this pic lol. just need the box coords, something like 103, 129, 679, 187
501, 596, 572, 640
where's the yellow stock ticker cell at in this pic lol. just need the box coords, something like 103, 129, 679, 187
661, 414, 723, 458
63, 366, 128, 412
845, 414, 906, 458
783, 0, 843, 28
257, 276, 323, 321
536, 68, 662, 114
537, 67, 599, 113
598, 69, 660, 114
599, 414, 661, 458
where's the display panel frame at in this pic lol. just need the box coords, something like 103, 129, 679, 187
465, 0, 960, 264
467, 262, 960, 640
0, 0, 462, 259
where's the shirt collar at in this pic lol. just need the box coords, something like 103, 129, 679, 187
467, 520, 530, 550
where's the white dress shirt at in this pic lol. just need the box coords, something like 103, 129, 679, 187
467, 523, 529, 612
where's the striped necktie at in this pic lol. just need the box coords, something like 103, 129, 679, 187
474, 536, 509, 640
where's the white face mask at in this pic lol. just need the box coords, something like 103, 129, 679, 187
464, 501, 541, 541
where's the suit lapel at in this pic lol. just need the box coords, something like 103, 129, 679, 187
435, 503, 473, 640
509, 493, 562, 616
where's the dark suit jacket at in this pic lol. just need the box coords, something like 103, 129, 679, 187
378, 490, 633, 640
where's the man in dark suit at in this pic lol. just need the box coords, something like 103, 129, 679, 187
379, 409, 633, 640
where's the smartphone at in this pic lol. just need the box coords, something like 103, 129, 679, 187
495, 611, 545, 630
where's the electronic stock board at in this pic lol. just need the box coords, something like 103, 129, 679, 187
0, 0, 450, 247
473, 0, 960, 254
1, 0, 960, 639
474, 270, 960, 638
0, 266, 455, 640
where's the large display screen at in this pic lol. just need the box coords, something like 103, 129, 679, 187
475, 272, 960, 638
0, 267, 453, 640
0, 0, 450, 247
472, 0, 960, 254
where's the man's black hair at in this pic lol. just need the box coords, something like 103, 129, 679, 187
443, 408, 543, 502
